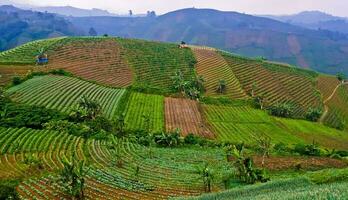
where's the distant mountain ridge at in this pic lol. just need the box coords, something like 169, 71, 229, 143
0, 5, 83, 51
32, 6, 117, 17
264, 11, 348, 34
70, 8, 348, 76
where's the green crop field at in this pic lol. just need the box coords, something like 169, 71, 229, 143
202, 104, 302, 144
203, 104, 348, 150
222, 52, 322, 117
6, 75, 126, 119
180, 178, 348, 200
116, 38, 196, 92
1, 37, 348, 200
124, 92, 165, 132
0, 37, 64, 65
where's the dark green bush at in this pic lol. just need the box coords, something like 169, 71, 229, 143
305, 108, 322, 122
268, 103, 294, 118
0, 180, 20, 200
12, 76, 22, 85
293, 142, 321, 156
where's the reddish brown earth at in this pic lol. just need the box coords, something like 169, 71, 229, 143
252, 156, 348, 171
47, 39, 133, 88
164, 97, 214, 138
0, 65, 34, 86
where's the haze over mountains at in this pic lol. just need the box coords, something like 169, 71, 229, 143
264, 11, 348, 34
1, 3, 348, 76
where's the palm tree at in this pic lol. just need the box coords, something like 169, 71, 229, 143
196, 163, 214, 192
217, 80, 227, 94
59, 158, 88, 199
77, 96, 102, 120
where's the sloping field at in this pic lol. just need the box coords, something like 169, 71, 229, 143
0, 127, 230, 199
181, 178, 348, 200
0, 127, 85, 178
0, 37, 64, 65
317, 75, 341, 100
47, 37, 133, 88
277, 118, 348, 150
222, 53, 322, 117
124, 92, 164, 132
322, 84, 348, 130
164, 97, 214, 138
202, 104, 301, 144
203, 104, 348, 150
116, 38, 196, 92
191, 48, 247, 99
0, 65, 34, 86
6, 75, 126, 119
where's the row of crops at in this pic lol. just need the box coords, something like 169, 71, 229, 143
124, 92, 165, 132
116, 38, 196, 92
6, 75, 126, 120
0, 127, 231, 199
323, 85, 348, 130
191, 48, 247, 99
0, 37, 65, 65
0, 65, 34, 86
181, 177, 348, 200
202, 104, 348, 150
46, 37, 133, 88
164, 97, 214, 138
221, 53, 322, 118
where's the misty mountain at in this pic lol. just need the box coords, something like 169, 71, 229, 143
264, 11, 348, 34
70, 8, 348, 76
0, 5, 83, 51
32, 6, 117, 17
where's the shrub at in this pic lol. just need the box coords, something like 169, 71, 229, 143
305, 108, 322, 122
268, 103, 294, 118
153, 130, 181, 147
336, 72, 346, 82
293, 142, 321, 156
184, 133, 201, 145
49, 69, 72, 76
12, 76, 22, 85
0, 180, 20, 200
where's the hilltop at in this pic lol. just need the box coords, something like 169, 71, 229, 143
0, 37, 348, 199
70, 8, 348, 76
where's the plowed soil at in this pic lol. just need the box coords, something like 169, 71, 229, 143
164, 97, 214, 138
47, 39, 133, 88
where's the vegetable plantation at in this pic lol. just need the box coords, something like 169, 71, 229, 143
1, 37, 348, 199
116, 38, 196, 92
124, 92, 164, 132
6, 75, 126, 119
0, 37, 64, 65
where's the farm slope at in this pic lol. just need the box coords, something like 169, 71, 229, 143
0, 37, 348, 199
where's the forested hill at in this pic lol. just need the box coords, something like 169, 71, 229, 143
70, 8, 348, 76
0, 5, 83, 51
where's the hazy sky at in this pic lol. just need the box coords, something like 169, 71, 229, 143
16, 0, 348, 17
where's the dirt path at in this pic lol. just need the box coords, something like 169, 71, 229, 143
319, 81, 348, 122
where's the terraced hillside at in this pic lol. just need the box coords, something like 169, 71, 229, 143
2, 37, 348, 200
124, 92, 164, 132
0, 127, 230, 199
0, 65, 34, 86
321, 84, 348, 130
116, 38, 196, 92
0, 38, 64, 65
203, 103, 348, 150
222, 52, 322, 117
6, 75, 126, 119
164, 97, 213, 138
47, 37, 133, 88
191, 47, 246, 99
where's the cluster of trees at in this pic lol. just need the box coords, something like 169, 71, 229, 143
171, 70, 205, 100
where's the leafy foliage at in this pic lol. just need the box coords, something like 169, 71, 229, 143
58, 158, 88, 199
305, 107, 323, 122
267, 103, 294, 118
